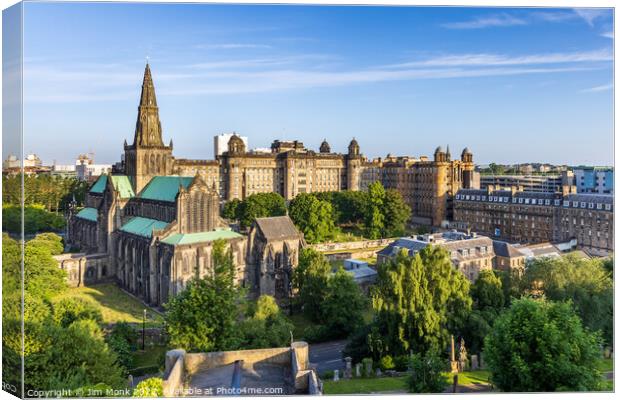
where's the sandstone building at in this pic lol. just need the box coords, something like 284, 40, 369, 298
68, 64, 304, 306
453, 187, 613, 256
360, 147, 477, 226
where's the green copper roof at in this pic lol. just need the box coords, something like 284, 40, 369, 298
89, 175, 108, 193
110, 175, 135, 198
120, 216, 169, 238
161, 229, 243, 246
76, 207, 98, 222
140, 176, 194, 202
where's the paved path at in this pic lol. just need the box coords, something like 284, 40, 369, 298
308, 340, 347, 374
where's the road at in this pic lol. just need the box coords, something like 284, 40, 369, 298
308, 340, 348, 374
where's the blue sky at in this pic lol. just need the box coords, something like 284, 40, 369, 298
18, 3, 614, 165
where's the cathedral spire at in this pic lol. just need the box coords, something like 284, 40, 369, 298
133, 63, 164, 147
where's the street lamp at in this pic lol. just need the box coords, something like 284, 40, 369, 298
142, 309, 146, 350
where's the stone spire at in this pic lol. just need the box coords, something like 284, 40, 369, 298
133, 63, 164, 147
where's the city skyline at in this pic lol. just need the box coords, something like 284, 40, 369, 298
15, 4, 615, 165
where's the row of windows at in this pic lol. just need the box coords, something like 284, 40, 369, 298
456, 194, 612, 211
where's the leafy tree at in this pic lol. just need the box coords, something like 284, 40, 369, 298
52, 297, 103, 328
30, 232, 65, 255
24, 236, 67, 299
484, 298, 603, 392
364, 182, 385, 239
222, 198, 242, 220
26, 319, 125, 391
407, 350, 448, 393
3, 174, 88, 212
237, 295, 293, 349
321, 268, 366, 338
372, 246, 472, 356
3, 204, 66, 234
164, 240, 240, 352
322, 190, 367, 225
292, 248, 331, 322
288, 193, 336, 243
133, 377, 163, 397
381, 189, 411, 237
106, 322, 135, 374
471, 270, 504, 313
236, 192, 287, 229
524, 254, 613, 345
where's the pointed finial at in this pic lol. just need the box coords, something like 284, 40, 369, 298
146, 55, 150, 65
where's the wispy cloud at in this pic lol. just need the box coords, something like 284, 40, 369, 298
580, 83, 613, 93
601, 31, 614, 39
442, 13, 527, 29
384, 49, 612, 69
574, 8, 609, 26
194, 43, 273, 50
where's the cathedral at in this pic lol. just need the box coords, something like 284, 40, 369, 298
67, 64, 304, 306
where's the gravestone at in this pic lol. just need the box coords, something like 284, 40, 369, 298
375, 368, 382, 377
333, 369, 340, 382
355, 363, 362, 378
458, 338, 468, 372
479, 353, 486, 369
364, 359, 373, 377
344, 357, 353, 379
470, 355, 479, 370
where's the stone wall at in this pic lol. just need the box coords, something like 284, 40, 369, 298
162, 349, 185, 397
309, 238, 394, 254
54, 252, 111, 287
184, 346, 292, 376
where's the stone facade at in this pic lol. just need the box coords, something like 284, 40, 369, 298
453, 187, 613, 255
68, 64, 304, 307
359, 147, 476, 226
218, 137, 363, 201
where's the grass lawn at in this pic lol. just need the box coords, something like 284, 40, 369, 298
449, 370, 491, 385
57, 283, 164, 327
323, 376, 408, 394
323, 370, 492, 394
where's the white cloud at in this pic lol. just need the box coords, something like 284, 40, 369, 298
580, 83, 613, 93
442, 13, 527, 29
384, 49, 612, 69
574, 8, 609, 26
601, 31, 614, 39
194, 43, 273, 50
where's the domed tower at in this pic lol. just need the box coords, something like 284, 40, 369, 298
319, 139, 331, 153
227, 134, 246, 155
434, 146, 446, 163
346, 138, 362, 190
348, 138, 360, 157
461, 148, 475, 189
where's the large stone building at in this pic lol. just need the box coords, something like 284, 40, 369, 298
68, 64, 304, 306
453, 187, 613, 256
359, 147, 477, 226
218, 137, 364, 201
376, 231, 495, 281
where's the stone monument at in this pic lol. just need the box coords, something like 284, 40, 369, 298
450, 335, 459, 373
458, 338, 468, 372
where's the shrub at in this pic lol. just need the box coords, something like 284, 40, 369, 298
393, 355, 410, 372
133, 377, 163, 397
379, 355, 395, 371
407, 350, 448, 393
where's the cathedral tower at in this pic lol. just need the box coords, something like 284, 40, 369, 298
124, 63, 173, 193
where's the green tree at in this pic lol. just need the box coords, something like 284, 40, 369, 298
236, 193, 287, 229
164, 240, 240, 352
221, 198, 242, 220
471, 270, 504, 313
372, 246, 472, 356
407, 350, 448, 393
292, 248, 331, 322
484, 298, 603, 392
364, 182, 385, 239
321, 268, 367, 338
30, 232, 65, 255
524, 254, 613, 345
381, 189, 411, 237
24, 236, 67, 299
288, 193, 336, 243
52, 297, 103, 328
237, 295, 293, 349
